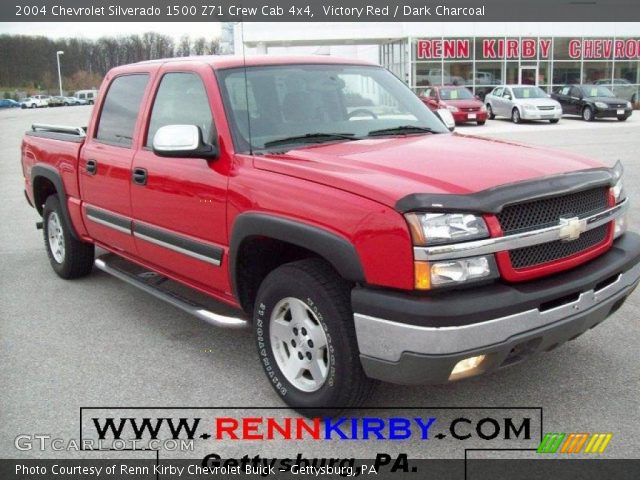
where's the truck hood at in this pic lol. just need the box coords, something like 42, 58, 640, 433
254, 133, 603, 210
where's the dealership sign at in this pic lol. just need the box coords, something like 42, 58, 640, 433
416, 38, 640, 59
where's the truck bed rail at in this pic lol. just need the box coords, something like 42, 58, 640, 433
31, 123, 86, 137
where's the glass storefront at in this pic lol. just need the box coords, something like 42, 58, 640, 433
383, 37, 640, 103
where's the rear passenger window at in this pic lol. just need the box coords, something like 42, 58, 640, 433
96, 75, 149, 147
146, 73, 214, 147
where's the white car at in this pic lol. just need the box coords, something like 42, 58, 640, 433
485, 85, 562, 124
20, 95, 51, 109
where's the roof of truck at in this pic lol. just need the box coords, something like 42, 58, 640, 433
135, 54, 376, 69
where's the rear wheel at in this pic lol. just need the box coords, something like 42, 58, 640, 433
477, 120, 486, 126
43, 195, 94, 279
511, 108, 521, 124
582, 106, 594, 121
549, 119, 559, 124
486, 104, 495, 119
617, 116, 628, 121
254, 258, 375, 416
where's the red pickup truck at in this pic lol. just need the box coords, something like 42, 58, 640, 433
21, 56, 640, 413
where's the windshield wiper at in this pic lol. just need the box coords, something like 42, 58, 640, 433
262, 133, 358, 149
367, 125, 436, 137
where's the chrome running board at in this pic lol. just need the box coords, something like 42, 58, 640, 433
94, 253, 248, 329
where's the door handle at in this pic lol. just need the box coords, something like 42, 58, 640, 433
132, 167, 148, 186
86, 159, 97, 175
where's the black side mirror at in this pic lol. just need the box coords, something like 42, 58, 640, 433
152, 125, 218, 159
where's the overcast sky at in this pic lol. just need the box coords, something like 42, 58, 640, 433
0, 22, 221, 40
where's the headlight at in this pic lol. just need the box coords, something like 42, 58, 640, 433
626, 101, 632, 109
523, 104, 536, 111
611, 161, 626, 203
405, 213, 490, 246
595, 101, 608, 109
414, 255, 499, 289
447, 105, 459, 112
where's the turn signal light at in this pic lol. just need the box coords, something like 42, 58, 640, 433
414, 261, 431, 290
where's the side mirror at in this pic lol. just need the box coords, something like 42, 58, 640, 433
435, 108, 456, 132
152, 125, 218, 159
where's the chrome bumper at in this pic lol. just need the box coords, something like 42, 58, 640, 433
354, 260, 640, 363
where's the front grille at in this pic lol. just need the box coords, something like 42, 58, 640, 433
509, 224, 608, 269
496, 187, 609, 235
462, 107, 479, 112
537, 106, 556, 110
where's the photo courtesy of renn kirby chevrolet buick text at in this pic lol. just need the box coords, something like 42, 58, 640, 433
20, 54, 640, 413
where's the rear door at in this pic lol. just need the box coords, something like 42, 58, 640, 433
130, 63, 231, 295
80, 73, 152, 254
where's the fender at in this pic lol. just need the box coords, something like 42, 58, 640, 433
30, 164, 79, 239
229, 213, 366, 298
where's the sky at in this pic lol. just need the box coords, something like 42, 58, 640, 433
0, 22, 221, 40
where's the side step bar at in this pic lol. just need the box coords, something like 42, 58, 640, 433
94, 254, 248, 329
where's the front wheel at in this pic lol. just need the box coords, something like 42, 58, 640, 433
511, 108, 521, 124
582, 106, 594, 121
486, 104, 495, 119
254, 259, 375, 416
617, 116, 628, 121
43, 195, 94, 279
549, 119, 559, 124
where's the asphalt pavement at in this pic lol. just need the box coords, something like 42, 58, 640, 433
1, 106, 638, 459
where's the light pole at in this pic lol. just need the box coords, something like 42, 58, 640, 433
56, 51, 64, 96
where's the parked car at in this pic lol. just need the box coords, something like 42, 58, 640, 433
74, 89, 98, 105
417, 69, 465, 86
63, 96, 86, 106
20, 95, 50, 109
419, 86, 487, 125
551, 84, 633, 121
20, 56, 639, 413
0, 99, 21, 108
485, 85, 562, 123
48, 96, 66, 107
467, 71, 496, 86
594, 79, 637, 104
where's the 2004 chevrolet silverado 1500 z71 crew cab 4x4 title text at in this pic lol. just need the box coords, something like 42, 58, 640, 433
21, 56, 640, 413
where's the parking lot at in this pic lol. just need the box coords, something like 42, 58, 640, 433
1, 105, 639, 459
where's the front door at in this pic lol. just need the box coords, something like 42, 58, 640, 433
130, 66, 231, 296
519, 66, 538, 85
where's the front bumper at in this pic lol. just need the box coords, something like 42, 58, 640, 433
594, 107, 632, 118
521, 109, 562, 120
353, 232, 640, 384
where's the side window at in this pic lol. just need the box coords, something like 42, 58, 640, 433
493, 87, 503, 97
96, 75, 149, 147
560, 86, 570, 96
570, 86, 581, 97
146, 73, 214, 147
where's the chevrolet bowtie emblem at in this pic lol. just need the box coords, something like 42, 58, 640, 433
559, 216, 586, 242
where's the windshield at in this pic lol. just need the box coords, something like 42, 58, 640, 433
582, 86, 615, 98
512, 87, 548, 99
217, 64, 448, 152
439, 88, 474, 100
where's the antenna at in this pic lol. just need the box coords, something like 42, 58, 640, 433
240, 21, 253, 155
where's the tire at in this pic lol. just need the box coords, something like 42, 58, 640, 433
549, 119, 559, 124
254, 258, 376, 416
477, 120, 486, 126
30, 103, 36, 109
43, 195, 94, 279
511, 107, 521, 124
486, 103, 495, 119
88, 100, 94, 105
582, 106, 594, 121
617, 116, 628, 121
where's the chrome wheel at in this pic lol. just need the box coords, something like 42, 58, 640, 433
47, 212, 65, 263
269, 297, 329, 393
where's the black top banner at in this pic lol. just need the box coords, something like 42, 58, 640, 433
3, 0, 640, 22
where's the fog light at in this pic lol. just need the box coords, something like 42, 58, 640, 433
614, 214, 627, 239
450, 355, 486, 377
430, 255, 494, 286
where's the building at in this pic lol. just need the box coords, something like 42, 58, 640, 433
235, 23, 640, 102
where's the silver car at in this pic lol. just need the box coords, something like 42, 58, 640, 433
485, 85, 562, 124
